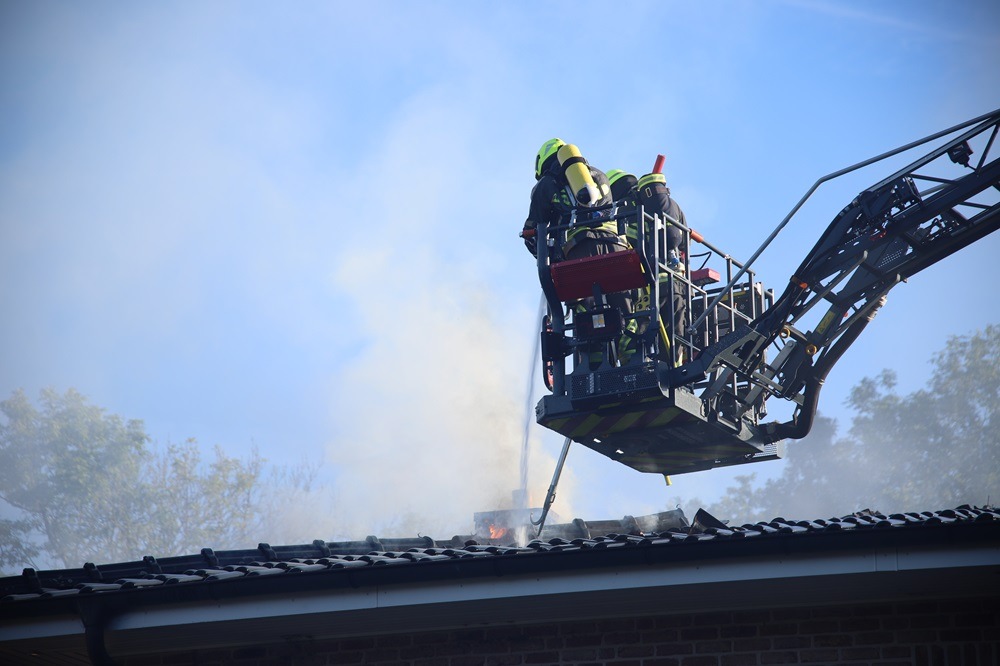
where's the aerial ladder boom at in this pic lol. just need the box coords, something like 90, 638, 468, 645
665, 107, 1000, 442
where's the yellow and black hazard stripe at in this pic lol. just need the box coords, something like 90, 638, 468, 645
540, 398, 686, 441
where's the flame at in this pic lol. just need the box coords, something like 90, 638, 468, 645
489, 524, 508, 539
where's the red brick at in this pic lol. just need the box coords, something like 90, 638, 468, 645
909, 614, 952, 629
411, 658, 449, 666
759, 623, 797, 637
657, 642, 695, 656
362, 647, 400, 662
604, 631, 640, 644
680, 657, 719, 666
720, 655, 759, 666
641, 628, 681, 642
840, 646, 879, 660
839, 617, 876, 633
939, 628, 982, 642
482, 627, 523, 642
914, 644, 943, 666
564, 634, 602, 647
560, 647, 599, 661
378, 634, 414, 647
853, 631, 893, 645
682, 626, 720, 641
695, 640, 733, 654
636, 616, 657, 630
616, 644, 655, 658
469, 640, 511, 654
812, 633, 852, 647
484, 657, 523, 666
880, 616, 910, 630
799, 648, 838, 663
956, 613, 996, 627
770, 608, 804, 621
522, 624, 554, 638
434, 641, 474, 657
771, 636, 810, 650
720, 625, 758, 638
880, 645, 913, 659
799, 620, 838, 634
732, 638, 771, 652
447, 657, 485, 666
398, 644, 436, 659
852, 604, 893, 617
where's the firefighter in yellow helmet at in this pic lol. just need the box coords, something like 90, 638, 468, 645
521, 138, 620, 260
609, 169, 690, 365
522, 139, 631, 369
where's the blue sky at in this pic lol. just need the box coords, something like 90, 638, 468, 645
2, 1, 998, 539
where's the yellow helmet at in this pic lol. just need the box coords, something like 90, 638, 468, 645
535, 138, 566, 180
607, 169, 637, 201
637, 172, 667, 189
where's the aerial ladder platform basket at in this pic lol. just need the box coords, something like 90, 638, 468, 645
529, 107, 1000, 478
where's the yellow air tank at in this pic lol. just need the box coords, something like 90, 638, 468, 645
557, 144, 601, 206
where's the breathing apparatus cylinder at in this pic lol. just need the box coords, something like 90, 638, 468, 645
557, 144, 601, 206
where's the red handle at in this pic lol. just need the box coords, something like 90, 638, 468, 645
520, 228, 536, 238
652, 154, 665, 174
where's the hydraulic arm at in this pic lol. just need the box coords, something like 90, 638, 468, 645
665, 108, 1000, 441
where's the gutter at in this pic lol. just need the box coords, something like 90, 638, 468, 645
3, 520, 998, 660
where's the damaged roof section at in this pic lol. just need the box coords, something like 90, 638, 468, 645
1, 505, 997, 605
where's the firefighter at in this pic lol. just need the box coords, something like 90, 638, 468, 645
612, 170, 690, 365
522, 138, 619, 259
522, 139, 630, 369
607, 169, 638, 211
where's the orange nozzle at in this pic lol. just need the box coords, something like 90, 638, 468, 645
690, 229, 704, 243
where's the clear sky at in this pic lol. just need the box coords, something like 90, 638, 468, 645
2, 1, 998, 540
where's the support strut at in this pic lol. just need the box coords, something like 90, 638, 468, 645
530, 437, 572, 536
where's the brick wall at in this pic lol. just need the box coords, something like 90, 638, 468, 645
119, 597, 998, 666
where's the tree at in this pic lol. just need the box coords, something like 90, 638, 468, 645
706, 326, 1000, 524
0, 388, 323, 573
0, 388, 150, 569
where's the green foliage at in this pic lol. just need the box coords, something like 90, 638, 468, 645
0, 388, 149, 569
0, 388, 320, 573
706, 326, 1000, 524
